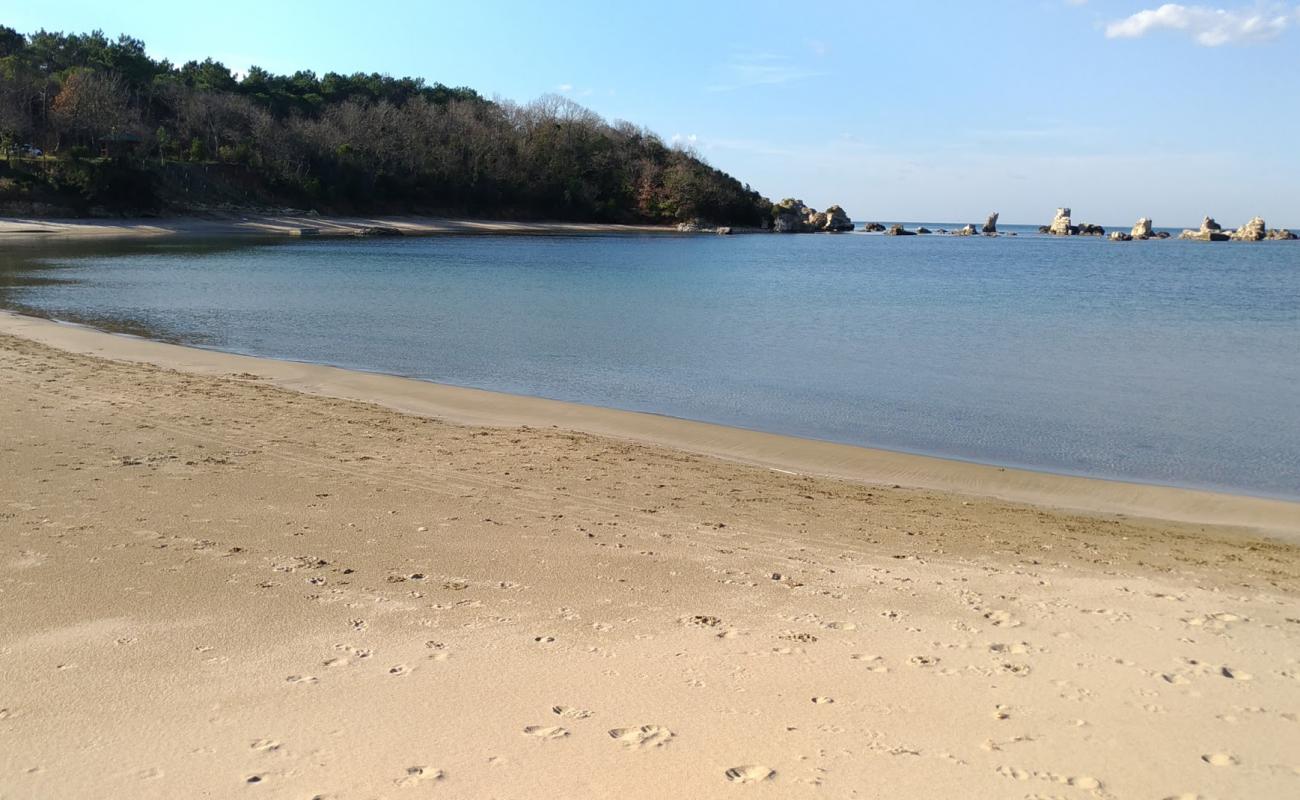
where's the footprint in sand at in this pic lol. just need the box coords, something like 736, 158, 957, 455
250, 739, 281, 752
1219, 666, 1253, 681
395, 766, 444, 787
552, 706, 593, 720
608, 726, 674, 749
523, 725, 569, 740
285, 675, 318, 684
388, 665, 412, 677
725, 765, 776, 783
1201, 753, 1238, 767
811, 697, 834, 705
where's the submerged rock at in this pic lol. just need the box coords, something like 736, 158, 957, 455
915, 226, 932, 234
982, 212, 999, 234
1037, 225, 1051, 234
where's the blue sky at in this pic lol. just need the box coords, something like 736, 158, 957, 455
9, 1, 1300, 226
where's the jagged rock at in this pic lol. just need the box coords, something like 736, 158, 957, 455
982, 212, 999, 234
885, 224, 916, 236
353, 225, 403, 236
824, 205, 855, 232
1152, 231, 1171, 239
1131, 218, 1154, 240
862, 222, 886, 232
771, 198, 855, 233
715, 226, 732, 235
1037, 225, 1051, 234
1048, 208, 1073, 236
1266, 228, 1297, 240
915, 226, 932, 234
1180, 216, 1230, 241
1077, 223, 1105, 236
1109, 231, 1133, 242
1230, 217, 1266, 241
956, 224, 978, 236
676, 220, 704, 232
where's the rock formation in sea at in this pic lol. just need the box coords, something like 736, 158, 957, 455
1077, 222, 1105, 236
1037, 225, 1051, 234
1230, 217, 1267, 241
1109, 231, 1133, 242
885, 224, 916, 236
916, 226, 932, 234
1179, 217, 1230, 241
861, 222, 886, 232
1048, 208, 1074, 236
956, 224, 978, 236
1267, 228, 1297, 240
824, 205, 855, 232
982, 212, 999, 234
772, 199, 856, 233
1131, 218, 1154, 240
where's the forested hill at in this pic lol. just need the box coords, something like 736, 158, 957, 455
0, 28, 773, 224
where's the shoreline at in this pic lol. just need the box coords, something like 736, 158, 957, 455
0, 213, 692, 241
4, 309, 1299, 799
3, 308, 1296, 540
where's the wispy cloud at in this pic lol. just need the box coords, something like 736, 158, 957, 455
707, 53, 824, 92
1105, 3, 1300, 46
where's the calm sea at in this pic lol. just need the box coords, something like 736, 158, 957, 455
3, 229, 1297, 499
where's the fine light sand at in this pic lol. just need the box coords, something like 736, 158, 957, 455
2, 318, 1299, 799
0, 214, 678, 241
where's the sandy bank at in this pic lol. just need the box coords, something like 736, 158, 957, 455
0, 213, 681, 241
2, 327, 1297, 799
1, 310, 1296, 540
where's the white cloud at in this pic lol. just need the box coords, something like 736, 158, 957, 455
707, 53, 824, 92
1105, 3, 1299, 46
556, 83, 574, 93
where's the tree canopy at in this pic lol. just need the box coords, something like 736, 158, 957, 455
0, 27, 772, 224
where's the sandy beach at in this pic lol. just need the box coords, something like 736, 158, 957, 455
0, 214, 682, 241
2, 315, 1299, 799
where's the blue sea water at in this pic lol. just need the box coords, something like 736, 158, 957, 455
2, 230, 1298, 499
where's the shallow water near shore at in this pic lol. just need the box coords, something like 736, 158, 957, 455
2, 231, 1298, 499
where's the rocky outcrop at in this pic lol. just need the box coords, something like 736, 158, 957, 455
1179, 216, 1230, 241
1109, 231, 1132, 242
956, 224, 978, 236
1048, 208, 1073, 236
861, 222, 886, 232
1230, 217, 1266, 241
1131, 218, 1154, 240
1077, 223, 1105, 236
1037, 225, 1051, 234
884, 224, 916, 236
771, 199, 855, 233
915, 226, 932, 234
982, 212, 999, 234
1267, 228, 1297, 240
824, 205, 855, 232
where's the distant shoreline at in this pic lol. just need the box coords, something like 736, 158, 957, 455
0, 213, 699, 241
